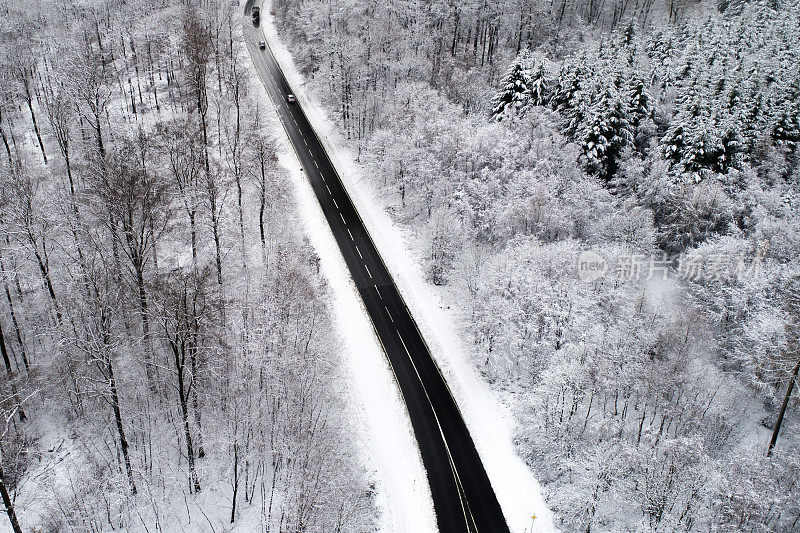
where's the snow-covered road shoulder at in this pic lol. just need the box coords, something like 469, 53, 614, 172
257, 4, 555, 532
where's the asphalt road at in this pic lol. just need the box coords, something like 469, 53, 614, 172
243, 3, 509, 532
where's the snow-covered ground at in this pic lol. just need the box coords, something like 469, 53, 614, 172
257, 4, 556, 531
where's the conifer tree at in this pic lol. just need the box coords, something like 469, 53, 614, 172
527, 62, 551, 107
491, 58, 530, 119
578, 86, 633, 181
626, 76, 653, 150
551, 58, 596, 138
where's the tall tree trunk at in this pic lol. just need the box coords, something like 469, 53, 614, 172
235, 175, 246, 281
637, 402, 647, 445
107, 353, 136, 493
0, 249, 28, 372
768, 358, 800, 456
210, 205, 225, 317
32, 246, 61, 325
175, 344, 201, 493
230, 439, 239, 523
62, 150, 93, 299
188, 345, 205, 458
258, 153, 268, 267
0, 323, 25, 421
136, 267, 156, 389
23, 85, 46, 164
0, 108, 12, 168
109, 217, 132, 339
235, 170, 249, 328
149, 217, 159, 273
259, 187, 267, 262
189, 210, 198, 271
93, 111, 105, 159
0, 464, 22, 533
0, 323, 13, 377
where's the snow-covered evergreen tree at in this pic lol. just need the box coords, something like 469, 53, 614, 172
770, 73, 800, 153
626, 76, 653, 151
645, 28, 677, 93
527, 62, 551, 107
551, 57, 597, 138
578, 86, 633, 181
662, 71, 743, 182
491, 56, 531, 119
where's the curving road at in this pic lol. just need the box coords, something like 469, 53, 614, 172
243, 3, 509, 531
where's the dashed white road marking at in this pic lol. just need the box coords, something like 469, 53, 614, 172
365, 264, 373, 278
347, 229, 354, 240
374, 284, 382, 300
355, 245, 363, 259
398, 332, 412, 357
325, 184, 332, 194
339, 212, 346, 224
332, 198, 339, 209
385, 305, 394, 323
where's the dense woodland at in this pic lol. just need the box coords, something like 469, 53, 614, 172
272, 0, 800, 530
0, 0, 375, 531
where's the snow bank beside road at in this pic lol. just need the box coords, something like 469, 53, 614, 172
243, 10, 437, 533
259, 4, 555, 532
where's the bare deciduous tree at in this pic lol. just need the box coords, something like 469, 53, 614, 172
88, 139, 170, 389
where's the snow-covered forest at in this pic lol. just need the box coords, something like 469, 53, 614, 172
271, 0, 800, 530
1, 0, 799, 529
0, 0, 376, 531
